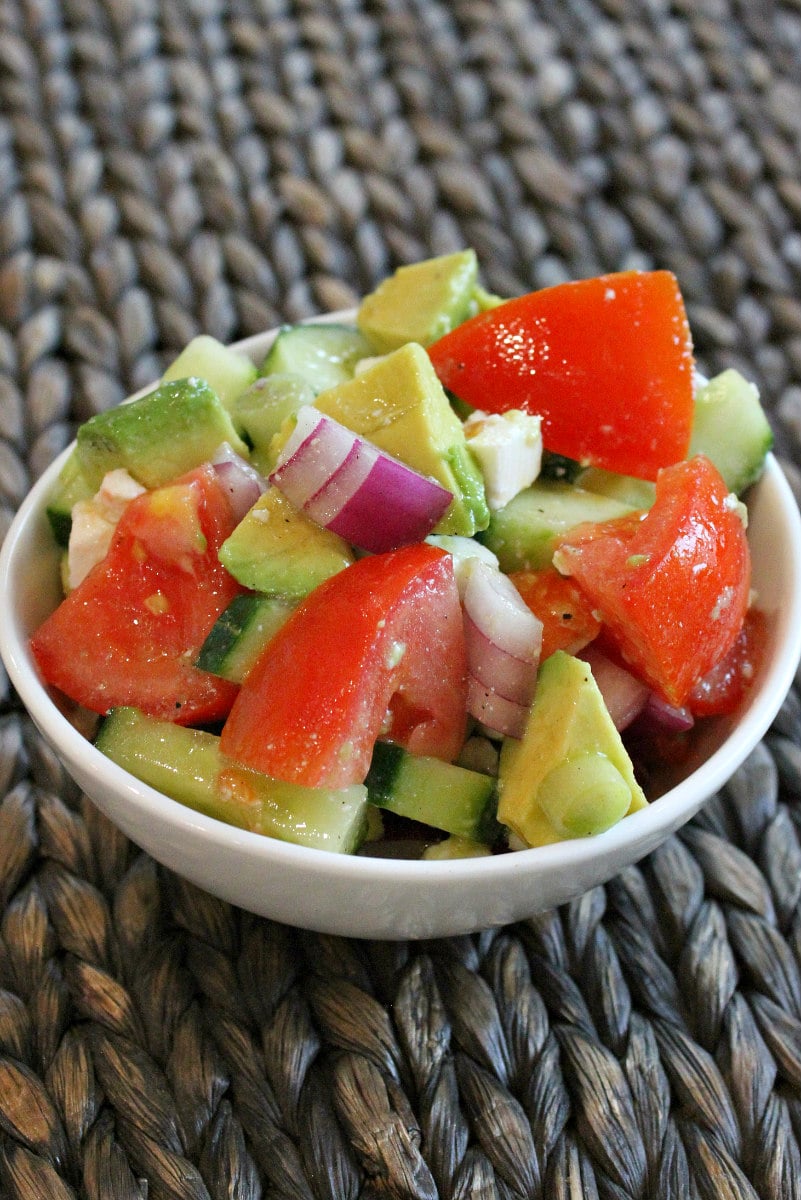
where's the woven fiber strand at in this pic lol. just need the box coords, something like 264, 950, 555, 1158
2, 0, 801, 1196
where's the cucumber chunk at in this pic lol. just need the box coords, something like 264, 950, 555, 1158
576, 466, 656, 510
366, 741, 499, 844
689, 368, 773, 494
196, 593, 296, 683
96, 707, 368, 853
233, 373, 316, 470
480, 480, 635, 572
261, 324, 373, 395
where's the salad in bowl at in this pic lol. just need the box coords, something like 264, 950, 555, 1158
2, 250, 800, 938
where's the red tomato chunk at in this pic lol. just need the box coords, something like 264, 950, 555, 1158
31, 465, 242, 724
554, 455, 751, 708
428, 270, 694, 481
220, 543, 468, 789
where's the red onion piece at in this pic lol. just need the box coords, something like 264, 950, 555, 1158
640, 691, 695, 733
463, 613, 537, 706
327, 451, 451, 553
467, 675, 529, 740
579, 645, 650, 732
462, 561, 542, 735
462, 561, 543, 664
304, 439, 375, 526
211, 443, 267, 522
270, 407, 352, 508
269, 406, 453, 554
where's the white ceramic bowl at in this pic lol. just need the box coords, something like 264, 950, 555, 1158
3, 321, 801, 939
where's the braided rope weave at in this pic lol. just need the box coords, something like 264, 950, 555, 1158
2, 0, 801, 1195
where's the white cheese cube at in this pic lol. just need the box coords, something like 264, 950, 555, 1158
463, 410, 543, 510
67, 469, 146, 590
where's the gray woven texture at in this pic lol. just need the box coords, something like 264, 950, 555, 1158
2, 0, 801, 1196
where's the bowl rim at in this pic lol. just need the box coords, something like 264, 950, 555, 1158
3, 315, 801, 897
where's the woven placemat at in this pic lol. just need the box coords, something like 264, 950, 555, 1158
2, 1, 801, 1196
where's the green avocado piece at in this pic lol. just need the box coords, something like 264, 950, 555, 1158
313, 342, 489, 536
480, 480, 635, 571
218, 486, 354, 598
497, 651, 647, 847
689, 368, 773, 495
162, 335, 258, 414
75, 377, 248, 492
357, 250, 480, 353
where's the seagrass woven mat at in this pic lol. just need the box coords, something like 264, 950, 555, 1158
2, 0, 801, 1196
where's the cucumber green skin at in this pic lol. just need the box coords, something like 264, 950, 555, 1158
196, 593, 296, 683
261, 324, 373, 395
96, 708, 368, 854
366, 742, 500, 844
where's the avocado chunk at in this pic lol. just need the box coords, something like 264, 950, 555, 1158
313, 342, 489, 536
497, 650, 647, 847
357, 250, 480, 353
689, 368, 773, 494
75, 377, 248, 492
162, 335, 258, 414
480, 480, 635, 572
218, 486, 354, 598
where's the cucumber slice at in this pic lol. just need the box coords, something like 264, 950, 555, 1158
233, 373, 316, 469
162, 335, 258, 413
577, 466, 656, 509
366, 741, 500, 844
261, 324, 373, 395
96, 707, 368, 853
480, 480, 635, 572
689, 368, 773, 494
196, 593, 296, 683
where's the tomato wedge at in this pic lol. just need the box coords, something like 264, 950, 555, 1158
428, 270, 694, 481
509, 567, 602, 661
31, 465, 242, 724
220, 543, 468, 788
554, 455, 751, 707
687, 608, 766, 717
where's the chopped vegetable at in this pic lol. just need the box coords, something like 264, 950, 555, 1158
428, 270, 694, 481
269, 406, 453, 554
461, 560, 542, 737
31, 465, 243, 724
219, 543, 468, 788
28, 253, 768, 859
554, 455, 751, 707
